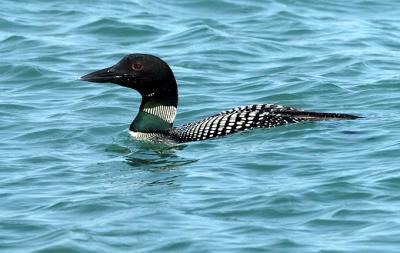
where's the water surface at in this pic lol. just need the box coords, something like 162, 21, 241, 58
1, 0, 400, 252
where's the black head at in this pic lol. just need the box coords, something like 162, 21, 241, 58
80, 54, 177, 101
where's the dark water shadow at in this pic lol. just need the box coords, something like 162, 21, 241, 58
125, 142, 198, 187
104, 136, 198, 187
125, 142, 197, 171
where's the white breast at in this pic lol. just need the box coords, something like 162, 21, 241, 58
129, 131, 157, 140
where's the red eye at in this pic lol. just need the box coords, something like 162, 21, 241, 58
132, 63, 143, 71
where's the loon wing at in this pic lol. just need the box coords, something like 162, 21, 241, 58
169, 104, 359, 142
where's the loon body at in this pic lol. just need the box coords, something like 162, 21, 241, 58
80, 54, 360, 143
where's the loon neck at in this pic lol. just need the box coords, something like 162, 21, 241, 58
130, 85, 178, 133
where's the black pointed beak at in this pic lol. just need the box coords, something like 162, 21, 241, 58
80, 66, 121, 83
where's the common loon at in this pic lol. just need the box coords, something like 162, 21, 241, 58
80, 54, 360, 143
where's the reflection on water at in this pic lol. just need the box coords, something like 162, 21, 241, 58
145, 175, 179, 186
103, 139, 197, 187
125, 146, 197, 172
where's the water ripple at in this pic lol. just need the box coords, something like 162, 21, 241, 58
1, 0, 400, 252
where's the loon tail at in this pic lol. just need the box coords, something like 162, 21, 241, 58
170, 104, 361, 142
283, 111, 362, 121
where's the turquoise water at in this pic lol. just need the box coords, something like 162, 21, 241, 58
1, 0, 400, 252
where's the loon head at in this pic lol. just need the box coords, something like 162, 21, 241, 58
80, 54, 178, 106
80, 54, 178, 133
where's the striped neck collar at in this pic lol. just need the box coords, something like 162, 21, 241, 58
129, 98, 177, 133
